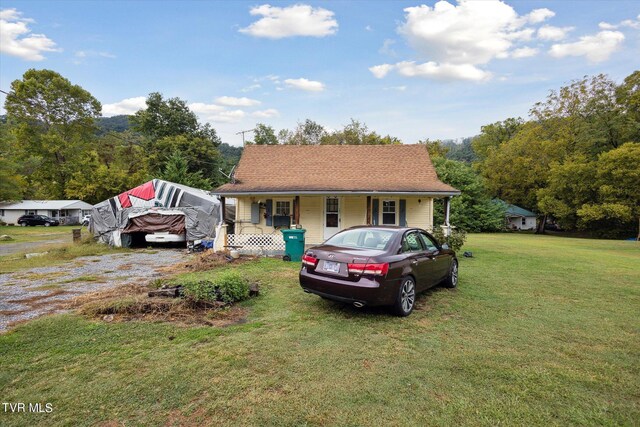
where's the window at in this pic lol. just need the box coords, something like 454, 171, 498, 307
419, 232, 439, 252
325, 197, 339, 227
325, 229, 395, 250
522, 218, 526, 226
0, 209, 4, 216
382, 200, 396, 225
26, 210, 36, 215
401, 232, 424, 253
275, 201, 290, 216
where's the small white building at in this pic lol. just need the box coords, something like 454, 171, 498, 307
0, 200, 93, 225
505, 203, 537, 230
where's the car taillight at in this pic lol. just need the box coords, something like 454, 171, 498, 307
347, 262, 389, 276
302, 254, 318, 267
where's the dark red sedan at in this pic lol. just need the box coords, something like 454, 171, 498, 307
299, 226, 458, 316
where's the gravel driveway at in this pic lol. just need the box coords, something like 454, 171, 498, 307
0, 250, 186, 332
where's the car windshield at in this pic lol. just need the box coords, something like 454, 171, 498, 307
324, 229, 395, 250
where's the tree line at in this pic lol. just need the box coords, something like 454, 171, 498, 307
1, 68, 637, 238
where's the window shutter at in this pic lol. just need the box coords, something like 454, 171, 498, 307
265, 199, 273, 226
399, 199, 407, 226
372, 199, 379, 225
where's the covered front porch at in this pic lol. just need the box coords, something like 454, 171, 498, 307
215, 193, 455, 255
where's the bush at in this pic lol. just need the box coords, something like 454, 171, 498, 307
433, 227, 467, 252
182, 271, 250, 304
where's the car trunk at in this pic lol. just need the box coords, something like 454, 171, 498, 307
305, 245, 386, 281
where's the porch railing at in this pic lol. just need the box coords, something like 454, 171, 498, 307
227, 233, 285, 256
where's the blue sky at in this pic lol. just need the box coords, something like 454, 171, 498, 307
1, 1, 638, 146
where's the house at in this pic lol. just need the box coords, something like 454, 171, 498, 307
0, 200, 93, 225
91, 179, 221, 247
504, 203, 537, 230
214, 144, 460, 254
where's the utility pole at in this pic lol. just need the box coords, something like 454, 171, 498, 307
236, 128, 255, 146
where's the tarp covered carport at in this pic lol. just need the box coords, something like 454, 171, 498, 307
91, 179, 221, 247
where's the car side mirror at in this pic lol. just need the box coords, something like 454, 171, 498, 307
441, 243, 449, 250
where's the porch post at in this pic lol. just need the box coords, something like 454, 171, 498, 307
220, 196, 226, 222
443, 196, 451, 237
366, 196, 371, 225
294, 196, 300, 225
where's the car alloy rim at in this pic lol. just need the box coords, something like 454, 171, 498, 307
401, 279, 415, 312
452, 263, 458, 285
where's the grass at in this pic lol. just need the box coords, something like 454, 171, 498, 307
0, 225, 90, 244
0, 234, 638, 426
0, 241, 129, 274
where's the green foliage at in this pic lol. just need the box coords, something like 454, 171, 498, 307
4, 69, 101, 199
0, 120, 25, 200
432, 227, 467, 252
131, 92, 221, 146
418, 138, 449, 158
433, 157, 506, 232
472, 117, 524, 163
181, 271, 250, 304
577, 143, 640, 238
443, 137, 477, 163
249, 123, 278, 145
277, 118, 402, 145
96, 115, 131, 135
159, 151, 212, 189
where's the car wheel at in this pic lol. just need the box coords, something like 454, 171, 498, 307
45, 223, 50, 227
393, 276, 416, 317
20, 222, 26, 227
443, 259, 458, 288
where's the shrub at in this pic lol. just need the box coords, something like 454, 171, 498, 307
182, 271, 250, 304
433, 227, 467, 252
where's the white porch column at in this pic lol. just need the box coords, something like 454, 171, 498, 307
443, 197, 452, 237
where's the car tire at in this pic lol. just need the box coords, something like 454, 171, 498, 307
20, 222, 26, 227
443, 259, 458, 289
393, 276, 416, 317
45, 223, 50, 227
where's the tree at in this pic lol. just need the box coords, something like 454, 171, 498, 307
418, 139, 449, 158
64, 131, 150, 204
578, 143, 640, 239
616, 70, 640, 142
131, 92, 221, 146
249, 123, 278, 145
149, 135, 223, 186
530, 74, 630, 156
283, 119, 327, 145
158, 151, 212, 189
0, 119, 24, 201
472, 117, 524, 163
4, 69, 101, 199
432, 157, 505, 232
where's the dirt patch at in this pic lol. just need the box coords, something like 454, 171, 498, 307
7, 288, 67, 305
158, 251, 257, 275
69, 283, 251, 328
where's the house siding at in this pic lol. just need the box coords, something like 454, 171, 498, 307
231, 195, 435, 246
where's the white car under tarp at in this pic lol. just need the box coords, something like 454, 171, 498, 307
90, 179, 222, 247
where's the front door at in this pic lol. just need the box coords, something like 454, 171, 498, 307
323, 197, 340, 240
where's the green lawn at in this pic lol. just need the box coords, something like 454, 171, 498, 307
1, 234, 638, 426
0, 225, 90, 244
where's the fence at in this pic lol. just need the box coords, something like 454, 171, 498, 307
227, 233, 285, 256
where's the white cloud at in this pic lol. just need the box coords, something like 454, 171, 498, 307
537, 25, 574, 41
525, 8, 555, 24
284, 78, 325, 91
385, 86, 407, 91
241, 84, 261, 93
369, 64, 394, 79
379, 38, 397, 56
214, 96, 261, 107
252, 108, 280, 118
0, 8, 60, 61
511, 46, 539, 58
379, 0, 555, 82
394, 61, 492, 82
102, 96, 147, 116
365, 25, 373, 32
190, 102, 245, 123
549, 30, 625, 63
73, 50, 116, 64
209, 110, 246, 123
239, 4, 338, 39
598, 22, 618, 30
598, 14, 640, 30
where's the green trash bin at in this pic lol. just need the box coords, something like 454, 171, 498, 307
281, 229, 306, 262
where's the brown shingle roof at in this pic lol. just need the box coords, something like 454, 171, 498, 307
215, 144, 459, 195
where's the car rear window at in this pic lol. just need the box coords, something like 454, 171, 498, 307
325, 229, 395, 250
